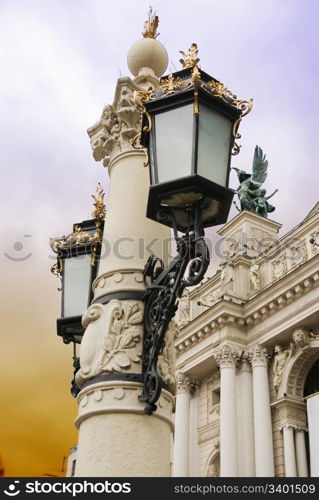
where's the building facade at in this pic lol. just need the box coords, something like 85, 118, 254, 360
173, 204, 319, 477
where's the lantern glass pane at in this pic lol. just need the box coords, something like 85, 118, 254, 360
63, 254, 91, 317
155, 104, 193, 183
197, 105, 232, 187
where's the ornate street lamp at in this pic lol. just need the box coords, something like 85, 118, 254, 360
50, 184, 105, 395
136, 44, 253, 414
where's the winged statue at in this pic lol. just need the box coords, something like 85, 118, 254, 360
232, 145, 278, 218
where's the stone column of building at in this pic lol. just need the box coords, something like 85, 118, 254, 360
73, 23, 175, 477
295, 426, 308, 477
281, 424, 297, 477
237, 352, 255, 476
214, 344, 240, 477
250, 344, 275, 477
173, 372, 191, 477
189, 379, 200, 476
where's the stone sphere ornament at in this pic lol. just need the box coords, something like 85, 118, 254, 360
127, 37, 168, 79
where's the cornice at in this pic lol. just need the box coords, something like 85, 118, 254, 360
175, 259, 319, 357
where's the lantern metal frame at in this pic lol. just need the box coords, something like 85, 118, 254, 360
137, 65, 252, 414
51, 218, 104, 345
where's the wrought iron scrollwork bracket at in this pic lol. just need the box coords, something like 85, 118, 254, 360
139, 201, 210, 414
71, 347, 81, 398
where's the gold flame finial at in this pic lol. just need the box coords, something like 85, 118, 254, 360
179, 43, 200, 69
91, 183, 106, 219
142, 6, 159, 39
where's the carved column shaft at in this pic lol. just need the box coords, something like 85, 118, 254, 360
173, 372, 192, 477
250, 345, 274, 477
215, 345, 240, 477
281, 424, 297, 477
236, 354, 255, 476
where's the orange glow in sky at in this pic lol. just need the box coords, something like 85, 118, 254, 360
0, 262, 78, 477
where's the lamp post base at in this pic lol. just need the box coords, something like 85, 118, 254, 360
74, 380, 174, 477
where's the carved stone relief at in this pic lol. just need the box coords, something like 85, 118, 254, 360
207, 462, 220, 477
249, 260, 260, 291
310, 231, 319, 254
273, 343, 295, 392
292, 327, 313, 350
175, 371, 191, 393
176, 289, 191, 328
288, 240, 308, 268
214, 344, 242, 368
219, 260, 234, 294
76, 300, 143, 387
199, 288, 221, 310
272, 256, 287, 280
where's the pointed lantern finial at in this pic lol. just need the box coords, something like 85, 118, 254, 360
179, 43, 200, 69
142, 6, 159, 39
91, 183, 106, 220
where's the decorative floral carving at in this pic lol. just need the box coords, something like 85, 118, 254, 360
76, 300, 143, 387
82, 303, 104, 328
99, 301, 143, 371
202, 80, 236, 103
160, 74, 191, 96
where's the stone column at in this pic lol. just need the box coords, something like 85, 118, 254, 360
189, 379, 200, 476
281, 424, 297, 477
73, 29, 175, 477
214, 344, 240, 477
237, 353, 255, 476
250, 344, 274, 477
173, 372, 191, 477
295, 426, 308, 477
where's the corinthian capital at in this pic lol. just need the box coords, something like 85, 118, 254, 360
214, 344, 241, 368
238, 351, 252, 373
175, 371, 191, 393
87, 79, 144, 168
249, 344, 270, 368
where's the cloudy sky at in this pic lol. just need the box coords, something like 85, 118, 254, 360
0, 0, 318, 476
